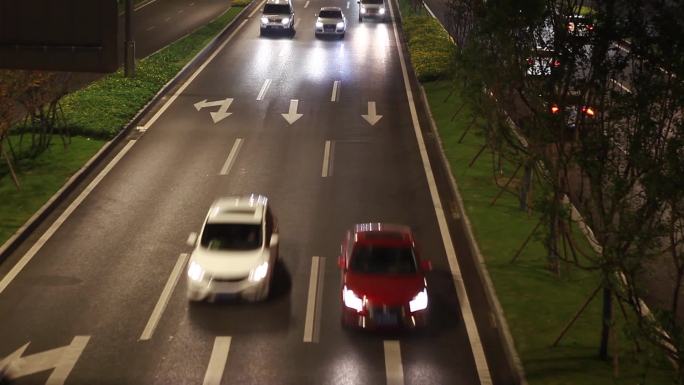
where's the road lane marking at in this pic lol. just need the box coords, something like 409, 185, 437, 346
135, 0, 159, 11
146, 26, 156, 31
303, 256, 324, 342
295, 18, 301, 28
194, 98, 234, 123
384, 341, 404, 385
140, 18, 250, 131
387, 0, 492, 383
347, 1, 350, 8
187, 232, 198, 246
220, 138, 243, 175
321, 140, 334, 177
257, 79, 272, 100
361, 101, 382, 125
610, 78, 632, 93
202, 337, 231, 385
281, 99, 303, 124
0, 140, 136, 296
304, 0, 310, 7
140, 253, 189, 341
189, 2, 195, 5
249, 0, 266, 17
178, 9, 184, 14
165, 16, 171, 22
331, 80, 340, 102
1, 336, 90, 385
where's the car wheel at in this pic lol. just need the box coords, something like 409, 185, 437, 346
340, 32, 345, 39
359, 15, 362, 22
260, 28, 265, 36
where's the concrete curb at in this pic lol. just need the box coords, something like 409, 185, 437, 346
394, 1, 527, 383
418, 85, 528, 385
0, 2, 258, 263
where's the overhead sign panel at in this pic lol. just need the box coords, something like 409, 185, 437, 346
0, 0, 118, 73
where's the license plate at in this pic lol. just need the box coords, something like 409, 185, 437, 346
373, 312, 398, 325
214, 293, 240, 302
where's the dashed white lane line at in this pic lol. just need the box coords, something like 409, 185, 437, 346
330, 80, 340, 102
303, 256, 325, 342
139, 253, 189, 341
387, 0, 492, 383
202, 337, 232, 385
321, 140, 334, 178
257, 79, 272, 101
295, 18, 301, 29
384, 341, 404, 385
347, 1, 350, 8
610, 78, 633, 93
189, 2, 195, 6
177, 9, 184, 14
0, 140, 136, 296
304, 0, 310, 7
140, 18, 249, 131
146, 26, 156, 31
220, 138, 243, 176
135, 0, 159, 11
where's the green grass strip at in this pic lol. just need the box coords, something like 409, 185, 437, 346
0, 5, 245, 247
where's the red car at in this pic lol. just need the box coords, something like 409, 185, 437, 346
338, 223, 432, 330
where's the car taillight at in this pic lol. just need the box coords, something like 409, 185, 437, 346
582, 106, 596, 117
553, 59, 561, 67
550, 104, 561, 114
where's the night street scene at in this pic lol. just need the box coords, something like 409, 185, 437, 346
0, 0, 682, 384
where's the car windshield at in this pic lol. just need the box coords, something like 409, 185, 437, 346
263, 4, 291, 14
349, 244, 417, 274
361, 0, 384, 4
201, 223, 262, 251
319, 10, 342, 18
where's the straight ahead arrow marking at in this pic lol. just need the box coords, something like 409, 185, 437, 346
362, 101, 382, 126
282, 99, 303, 125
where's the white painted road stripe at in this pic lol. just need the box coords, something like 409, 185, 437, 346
384, 341, 404, 385
303, 256, 323, 342
304, 0, 310, 7
146, 26, 156, 31
610, 78, 632, 93
388, 0, 492, 384
141, 17, 251, 131
295, 18, 301, 28
331, 80, 340, 102
0, 140, 136, 296
202, 337, 232, 385
135, 0, 159, 11
165, 16, 171, 22
321, 140, 332, 177
347, 1, 350, 8
140, 253, 189, 340
220, 138, 243, 175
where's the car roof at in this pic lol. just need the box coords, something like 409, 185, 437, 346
352, 223, 413, 246
207, 194, 267, 225
265, 0, 292, 4
319, 6, 343, 11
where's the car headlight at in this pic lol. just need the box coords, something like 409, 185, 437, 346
409, 288, 428, 312
379, 7, 386, 14
316, 21, 323, 28
343, 286, 364, 312
336, 22, 344, 29
261, 16, 269, 24
360, 6, 366, 14
281, 17, 290, 25
188, 261, 206, 282
249, 261, 269, 282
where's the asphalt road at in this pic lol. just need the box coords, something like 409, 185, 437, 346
0, 0, 517, 384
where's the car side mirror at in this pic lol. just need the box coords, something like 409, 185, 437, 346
420, 260, 432, 272
186, 232, 198, 247
337, 255, 345, 269
270, 234, 279, 248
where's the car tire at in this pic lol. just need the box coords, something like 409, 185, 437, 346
359, 15, 362, 22
260, 28, 265, 36
340, 32, 345, 39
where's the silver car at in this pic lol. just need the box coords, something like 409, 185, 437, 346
315, 7, 346, 38
358, 0, 386, 21
260, 0, 295, 36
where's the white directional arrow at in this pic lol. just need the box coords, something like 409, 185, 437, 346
362, 101, 382, 126
0, 336, 90, 385
281, 99, 303, 125
194, 98, 234, 123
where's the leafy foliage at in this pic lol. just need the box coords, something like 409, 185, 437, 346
403, 15, 455, 81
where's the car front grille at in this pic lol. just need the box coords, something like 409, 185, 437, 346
213, 275, 248, 283
323, 24, 336, 31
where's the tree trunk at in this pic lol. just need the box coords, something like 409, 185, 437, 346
519, 161, 533, 211
1, 140, 20, 190
599, 286, 613, 360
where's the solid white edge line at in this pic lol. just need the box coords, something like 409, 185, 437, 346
610, 78, 632, 94
322, 141, 331, 178
141, 17, 251, 131
202, 336, 232, 385
248, 0, 264, 17
387, 0, 492, 384
220, 138, 244, 175
0, 140, 137, 296
331, 80, 340, 102
384, 340, 404, 385
140, 253, 189, 341
134, 0, 159, 11
303, 256, 320, 342
423, 2, 437, 19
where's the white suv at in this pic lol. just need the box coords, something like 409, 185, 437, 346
260, 0, 295, 36
358, 0, 386, 21
187, 194, 279, 302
